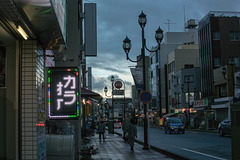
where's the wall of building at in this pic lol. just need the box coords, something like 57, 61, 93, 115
0, 23, 18, 159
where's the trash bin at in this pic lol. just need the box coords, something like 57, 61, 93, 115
231, 102, 240, 160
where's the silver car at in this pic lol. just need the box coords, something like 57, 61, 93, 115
218, 118, 231, 136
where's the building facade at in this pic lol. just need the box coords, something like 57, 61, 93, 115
148, 20, 199, 117
198, 11, 240, 99
198, 11, 240, 126
0, 1, 98, 159
167, 44, 200, 113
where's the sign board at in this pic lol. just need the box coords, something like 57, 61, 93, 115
193, 98, 208, 108
140, 91, 152, 104
48, 68, 79, 119
112, 90, 124, 95
114, 80, 123, 89
130, 68, 143, 90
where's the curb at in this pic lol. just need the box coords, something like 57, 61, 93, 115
114, 132, 190, 160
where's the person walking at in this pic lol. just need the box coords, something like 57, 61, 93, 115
127, 118, 137, 151
122, 117, 130, 141
97, 120, 105, 141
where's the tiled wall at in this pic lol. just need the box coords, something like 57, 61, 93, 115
21, 40, 45, 160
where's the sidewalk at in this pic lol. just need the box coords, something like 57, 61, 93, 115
90, 132, 175, 160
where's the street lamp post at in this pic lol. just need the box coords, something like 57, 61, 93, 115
111, 76, 115, 133
122, 11, 163, 150
222, 57, 235, 99
104, 75, 115, 133
104, 76, 114, 133
181, 77, 191, 127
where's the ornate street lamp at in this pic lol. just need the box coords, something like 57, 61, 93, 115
122, 11, 163, 150
104, 86, 108, 95
221, 57, 235, 98
103, 75, 115, 134
221, 66, 227, 80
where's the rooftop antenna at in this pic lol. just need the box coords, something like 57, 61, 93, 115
165, 19, 176, 32
183, 0, 186, 31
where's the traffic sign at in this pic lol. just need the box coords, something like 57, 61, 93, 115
139, 91, 152, 104
112, 90, 124, 95
114, 80, 123, 89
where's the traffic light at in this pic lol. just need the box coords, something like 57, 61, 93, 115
105, 109, 109, 116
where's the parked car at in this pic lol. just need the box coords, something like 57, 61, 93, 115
114, 122, 122, 128
164, 117, 185, 134
218, 118, 231, 136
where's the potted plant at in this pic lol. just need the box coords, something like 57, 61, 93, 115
80, 144, 98, 160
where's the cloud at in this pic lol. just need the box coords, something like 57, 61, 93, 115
86, 0, 239, 97
91, 74, 133, 98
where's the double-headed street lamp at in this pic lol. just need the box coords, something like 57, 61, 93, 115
122, 11, 163, 150
104, 75, 115, 133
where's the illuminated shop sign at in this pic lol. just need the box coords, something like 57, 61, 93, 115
48, 68, 79, 119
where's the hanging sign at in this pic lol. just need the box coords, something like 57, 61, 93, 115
48, 67, 79, 119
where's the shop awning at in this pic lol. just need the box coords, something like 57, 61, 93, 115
211, 101, 230, 109
192, 107, 205, 111
81, 88, 102, 101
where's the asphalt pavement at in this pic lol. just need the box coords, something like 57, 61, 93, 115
114, 126, 231, 160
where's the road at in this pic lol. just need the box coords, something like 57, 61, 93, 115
114, 126, 231, 160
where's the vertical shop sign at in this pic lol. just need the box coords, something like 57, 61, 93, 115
48, 68, 79, 119
130, 67, 143, 90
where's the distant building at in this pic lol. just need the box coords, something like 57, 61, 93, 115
149, 19, 199, 116
167, 44, 200, 113
198, 11, 240, 128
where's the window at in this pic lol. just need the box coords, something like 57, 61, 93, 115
233, 57, 240, 70
213, 31, 220, 40
230, 31, 240, 41
151, 71, 153, 78
214, 57, 221, 67
177, 77, 180, 85
178, 93, 181, 104
168, 61, 175, 74
185, 92, 195, 104
184, 64, 194, 68
220, 84, 227, 97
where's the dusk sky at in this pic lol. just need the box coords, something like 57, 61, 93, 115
86, 0, 240, 98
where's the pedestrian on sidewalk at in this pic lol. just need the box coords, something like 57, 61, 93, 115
97, 120, 105, 141
122, 117, 130, 141
127, 118, 137, 151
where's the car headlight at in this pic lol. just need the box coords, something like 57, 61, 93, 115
170, 126, 174, 129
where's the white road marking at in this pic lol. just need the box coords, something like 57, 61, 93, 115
181, 148, 228, 160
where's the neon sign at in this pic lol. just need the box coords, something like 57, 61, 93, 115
48, 68, 79, 119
